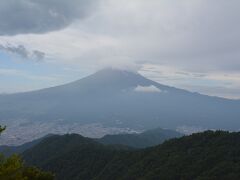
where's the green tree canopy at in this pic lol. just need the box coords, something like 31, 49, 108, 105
0, 125, 54, 180
0, 125, 6, 134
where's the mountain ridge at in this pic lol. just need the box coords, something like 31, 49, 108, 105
0, 127, 182, 155
98, 127, 183, 148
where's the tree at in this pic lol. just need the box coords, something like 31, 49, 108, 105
0, 125, 54, 180
0, 125, 6, 135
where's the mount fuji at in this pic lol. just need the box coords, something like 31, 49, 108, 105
1, 68, 240, 144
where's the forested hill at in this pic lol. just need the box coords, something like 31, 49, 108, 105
23, 131, 240, 180
0, 134, 53, 157
0, 127, 182, 156
22, 134, 128, 180
98, 127, 182, 148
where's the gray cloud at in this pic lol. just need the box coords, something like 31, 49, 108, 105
0, 0, 96, 36
32, 50, 45, 61
79, 0, 240, 73
0, 44, 45, 61
1, 0, 240, 98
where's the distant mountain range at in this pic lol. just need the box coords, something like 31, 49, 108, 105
0, 134, 52, 157
22, 131, 240, 180
98, 127, 182, 148
0, 128, 182, 156
1, 68, 240, 145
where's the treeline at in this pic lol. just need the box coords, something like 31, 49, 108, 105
23, 131, 240, 180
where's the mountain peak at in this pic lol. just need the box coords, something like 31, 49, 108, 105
78, 68, 153, 88
93, 68, 140, 77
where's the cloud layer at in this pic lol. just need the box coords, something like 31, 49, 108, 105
0, 0, 240, 98
0, 44, 45, 61
2, 0, 240, 71
0, 0, 96, 35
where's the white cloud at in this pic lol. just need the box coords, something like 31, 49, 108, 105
139, 63, 240, 99
1, 0, 240, 98
2, 0, 240, 72
134, 85, 163, 93
0, 68, 57, 81
0, 68, 24, 76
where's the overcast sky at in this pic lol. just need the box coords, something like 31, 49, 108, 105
0, 0, 240, 99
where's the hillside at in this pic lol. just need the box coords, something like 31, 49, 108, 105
0, 128, 181, 156
0, 134, 52, 157
23, 131, 240, 180
22, 134, 127, 180
98, 128, 182, 148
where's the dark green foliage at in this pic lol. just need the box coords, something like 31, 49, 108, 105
23, 131, 240, 180
0, 125, 6, 134
0, 126, 54, 180
0, 128, 181, 156
0, 154, 54, 180
23, 134, 128, 180
98, 131, 240, 180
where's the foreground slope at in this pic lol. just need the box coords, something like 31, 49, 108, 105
98, 131, 240, 180
22, 134, 126, 180
1, 68, 240, 133
23, 131, 240, 180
